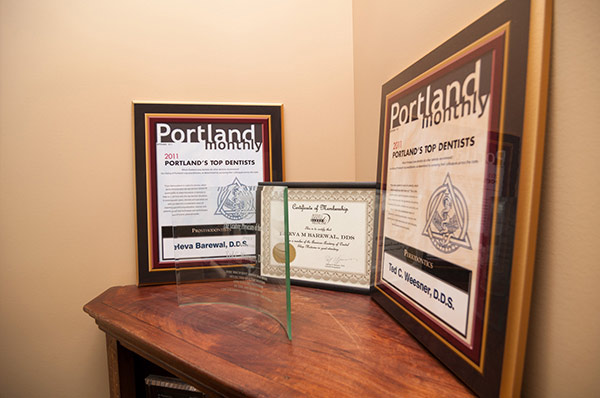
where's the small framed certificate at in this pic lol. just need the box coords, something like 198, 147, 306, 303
258, 182, 377, 293
133, 102, 284, 285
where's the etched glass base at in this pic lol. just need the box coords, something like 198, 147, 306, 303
171, 184, 291, 340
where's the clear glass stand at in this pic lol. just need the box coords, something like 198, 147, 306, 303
171, 184, 291, 340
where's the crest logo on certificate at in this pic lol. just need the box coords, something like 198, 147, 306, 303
422, 173, 472, 254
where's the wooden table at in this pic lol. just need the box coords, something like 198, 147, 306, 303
84, 284, 474, 397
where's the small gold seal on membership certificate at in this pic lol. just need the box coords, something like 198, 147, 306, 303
272, 242, 296, 263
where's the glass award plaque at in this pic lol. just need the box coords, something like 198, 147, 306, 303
171, 184, 291, 340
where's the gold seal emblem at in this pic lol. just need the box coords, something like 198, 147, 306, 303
272, 242, 297, 263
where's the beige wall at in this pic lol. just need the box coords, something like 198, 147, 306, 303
352, 0, 503, 180
1, 0, 599, 397
0, 1, 354, 397
353, 0, 600, 397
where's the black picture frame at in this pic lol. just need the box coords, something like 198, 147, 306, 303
371, 1, 551, 396
258, 182, 377, 293
133, 102, 284, 285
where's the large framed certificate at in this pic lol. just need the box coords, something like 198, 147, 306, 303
259, 182, 377, 293
372, 1, 551, 397
133, 102, 284, 285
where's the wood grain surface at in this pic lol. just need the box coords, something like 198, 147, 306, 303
84, 284, 474, 397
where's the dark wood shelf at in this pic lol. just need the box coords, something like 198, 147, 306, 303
84, 284, 474, 397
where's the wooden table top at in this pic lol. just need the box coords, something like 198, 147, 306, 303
84, 284, 474, 397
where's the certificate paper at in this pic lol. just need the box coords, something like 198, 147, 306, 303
376, 29, 507, 361
134, 103, 283, 285
155, 119, 264, 264
260, 184, 376, 291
